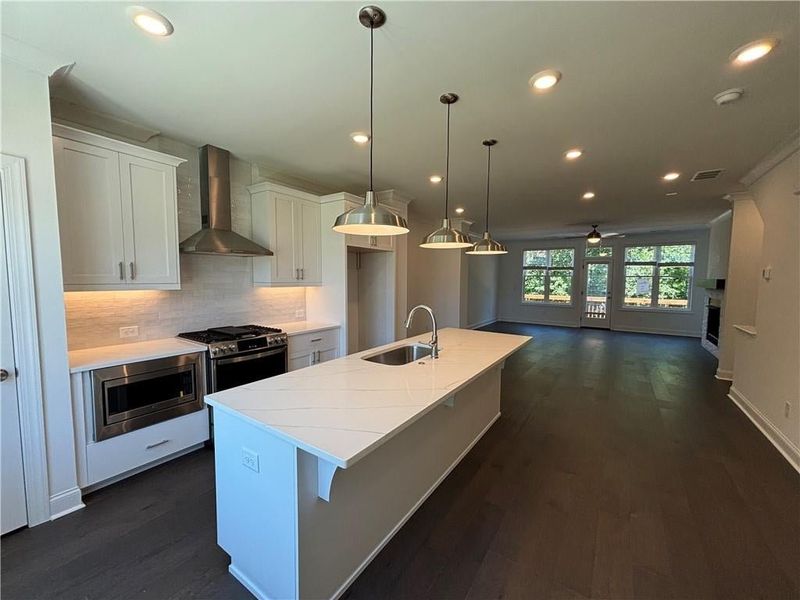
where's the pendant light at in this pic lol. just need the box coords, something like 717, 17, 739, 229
466, 139, 508, 255
332, 6, 408, 236
420, 93, 473, 249
587, 224, 602, 244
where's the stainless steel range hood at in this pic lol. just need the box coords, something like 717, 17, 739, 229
179, 145, 272, 256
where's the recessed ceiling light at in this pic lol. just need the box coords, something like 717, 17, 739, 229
582, 191, 595, 200
663, 172, 680, 181
429, 175, 443, 184
565, 148, 583, 160
529, 69, 562, 91
731, 38, 778, 64
455, 207, 465, 214
128, 6, 174, 36
350, 132, 370, 144
666, 192, 678, 197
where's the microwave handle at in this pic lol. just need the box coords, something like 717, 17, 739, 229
214, 347, 286, 366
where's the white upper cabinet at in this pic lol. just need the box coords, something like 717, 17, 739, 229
53, 124, 184, 291
250, 182, 321, 286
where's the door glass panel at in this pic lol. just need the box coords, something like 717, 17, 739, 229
585, 263, 609, 319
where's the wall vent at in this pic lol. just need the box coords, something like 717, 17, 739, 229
691, 169, 725, 181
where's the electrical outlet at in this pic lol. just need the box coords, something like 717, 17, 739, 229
242, 448, 259, 473
295, 309, 305, 318
119, 326, 139, 339
785, 402, 791, 419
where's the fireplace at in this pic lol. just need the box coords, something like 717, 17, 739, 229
706, 302, 721, 346
701, 294, 723, 358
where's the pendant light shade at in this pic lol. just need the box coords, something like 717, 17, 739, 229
587, 224, 602, 244
421, 93, 473, 249
332, 6, 408, 236
466, 139, 507, 255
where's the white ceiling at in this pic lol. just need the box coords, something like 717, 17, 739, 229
3, 1, 798, 238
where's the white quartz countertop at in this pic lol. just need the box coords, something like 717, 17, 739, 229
205, 328, 531, 468
273, 321, 340, 336
68, 338, 207, 373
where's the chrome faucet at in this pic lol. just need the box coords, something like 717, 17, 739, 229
404, 305, 439, 359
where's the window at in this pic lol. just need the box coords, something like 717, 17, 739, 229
623, 244, 695, 310
585, 245, 612, 258
523, 248, 575, 304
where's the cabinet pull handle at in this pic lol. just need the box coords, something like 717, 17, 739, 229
300, 268, 304, 280
119, 262, 125, 280
316, 350, 321, 362
295, 268, 299, 280
310, 338, 322, 342
370, 236, 377, 246
146, 439, 170, 449
129, 262, 136, 280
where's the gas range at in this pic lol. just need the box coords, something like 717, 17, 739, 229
177, 324, 288, 358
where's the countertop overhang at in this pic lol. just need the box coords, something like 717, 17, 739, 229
205, 328, 531, 469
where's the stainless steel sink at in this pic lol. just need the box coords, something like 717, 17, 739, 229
362, 344, 432, 366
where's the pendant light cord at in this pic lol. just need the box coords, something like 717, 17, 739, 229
368, 24, 374, 192
444, 103, 451, 217
485, 145, 491, 231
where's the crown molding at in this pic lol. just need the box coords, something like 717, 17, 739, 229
722, 191, 754, 204
0, 35, 71, 76
740, 129, 800, 187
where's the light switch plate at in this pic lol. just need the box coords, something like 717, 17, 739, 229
119, 326, 139, 339
242, 448, 259, 473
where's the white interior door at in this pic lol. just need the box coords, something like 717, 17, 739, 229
1, 199, 28, 534
581, 259, 612, 329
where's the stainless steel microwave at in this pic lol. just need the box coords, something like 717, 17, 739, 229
92, 353, 205, 441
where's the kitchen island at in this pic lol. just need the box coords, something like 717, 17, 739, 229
205, 327, 531, 600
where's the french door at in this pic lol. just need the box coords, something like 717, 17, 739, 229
581, 259, 613, 328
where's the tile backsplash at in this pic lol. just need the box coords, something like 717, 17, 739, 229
65, 255, 306, 350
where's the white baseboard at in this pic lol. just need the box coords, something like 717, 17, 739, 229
715, 368, 733, 381
467, 318, 497, 330
330, 412, 502, 600
611, 324, 700, 338
728, 385, 800, 473
49, 487, 85, 520
497, 317, 579, 328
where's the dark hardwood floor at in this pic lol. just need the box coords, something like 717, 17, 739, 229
2, 324, 798, 600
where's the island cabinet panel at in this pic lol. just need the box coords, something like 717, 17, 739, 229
210, 366, 502, 600
214, 409, 298, 600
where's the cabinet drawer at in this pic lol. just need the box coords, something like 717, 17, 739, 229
288, 328, 339, 357
85, 409, 209, 486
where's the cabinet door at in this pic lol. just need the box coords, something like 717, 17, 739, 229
288, 353, 313, 372
119, 154, 179, 286
53, 137, 126, 286
317, 348, 338, 364
297, 200, 321, 284
272, 193, 299, 283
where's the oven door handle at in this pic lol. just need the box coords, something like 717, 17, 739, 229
213, 347, 287, 366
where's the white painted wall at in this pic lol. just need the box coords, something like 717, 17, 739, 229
730, 149, 799, 466
717, 197, 764, 378
405, 213, 464, 335
1, 58, 81, 516
466, 254, 499, 328
497, 228, 710, 337
707, 210, 732, 280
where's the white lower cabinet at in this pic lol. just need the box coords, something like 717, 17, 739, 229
70, 370, 209, 489
85, 410, 209, 486
287, 328, 340, 372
